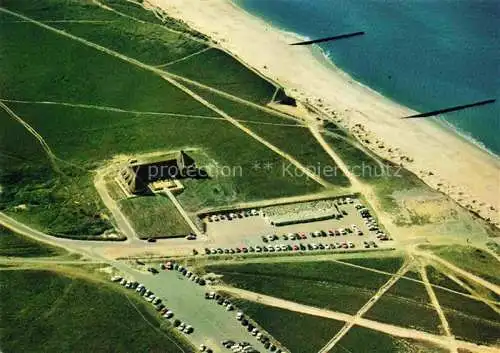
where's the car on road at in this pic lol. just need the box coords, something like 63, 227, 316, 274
147, 267, 159, 274
185, 234, 196, 240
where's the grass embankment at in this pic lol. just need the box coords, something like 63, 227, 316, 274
0, 226, 64, 257
205, 261, 391, 314
119, 195, 191, 238
0, 269, 194, 353
330, 326, 448, 353
233, 299, 343, 353
0, 0, 324, 237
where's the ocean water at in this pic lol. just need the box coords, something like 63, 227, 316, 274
234, 0, 500, 155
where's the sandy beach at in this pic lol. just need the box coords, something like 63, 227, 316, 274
150, 0, 499, 226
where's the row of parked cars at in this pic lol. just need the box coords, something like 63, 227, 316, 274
207, 209, 260, 222
205, 292, 284, 353
261, 226, 363, 243
111, 275, 194, 334
204, 241, 355, 256
161, 261, 207, 286
356, 204, 391, 241
233, 311, 283, 352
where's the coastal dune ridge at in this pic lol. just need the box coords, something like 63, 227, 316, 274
150, 0, 500, 226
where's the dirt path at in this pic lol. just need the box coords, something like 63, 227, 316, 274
213, 285, 499, 353
162, 189, 203, 238
156, 47, 213, 67
94, 167, 137, 240
318, 260, 412, 353
419, 266, 457, 352
0, 101, 61, 173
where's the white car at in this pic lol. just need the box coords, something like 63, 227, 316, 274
111, 275, 122, 282
255, 246, 262, 252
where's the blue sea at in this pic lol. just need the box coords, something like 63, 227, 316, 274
234, 0, 500, 155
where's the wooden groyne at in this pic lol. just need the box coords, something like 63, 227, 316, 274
290, 31, 365, 46
403, 99, 496, 119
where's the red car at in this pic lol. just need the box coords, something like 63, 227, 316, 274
292, 244, 299, 251
299, 232, 307, 239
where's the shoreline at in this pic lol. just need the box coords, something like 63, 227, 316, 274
150, 0, 499, 227
310, 40, 500, 161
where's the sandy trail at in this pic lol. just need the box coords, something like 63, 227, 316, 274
214, 285, 500, 353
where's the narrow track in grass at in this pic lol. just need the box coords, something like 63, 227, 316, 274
0, 6, 328, 188
414, 248, 500, 296
0, 101, 62, 174
420, 266, 457, 351
318, 260, 413, 353
156, 47, 213, 67
0, 99, 303, 127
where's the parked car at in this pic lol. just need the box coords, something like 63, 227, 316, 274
147, 267, 159, 274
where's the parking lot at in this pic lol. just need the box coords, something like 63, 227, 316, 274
203, 198, 393, 254
113, 262, 271, 353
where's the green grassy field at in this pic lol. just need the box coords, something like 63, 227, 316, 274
0, 0, 327, 237
330, 326, 448, 353
233, 299, 343, 353
0, 226, 64, 257
364, 278, 442, 334
425, 266, 470, 294
434, 287, 499, 323
119, 195, 191, 238
442, 309, 500, 346
338, 256, 404, 273
167, 48, 277, 104
0, 269, 194, 353
425, 245, 500, 285
205, 261, 391, 314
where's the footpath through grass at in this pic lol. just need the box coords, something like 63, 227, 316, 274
233, 299, 343, 353
0, 269, 194, 353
